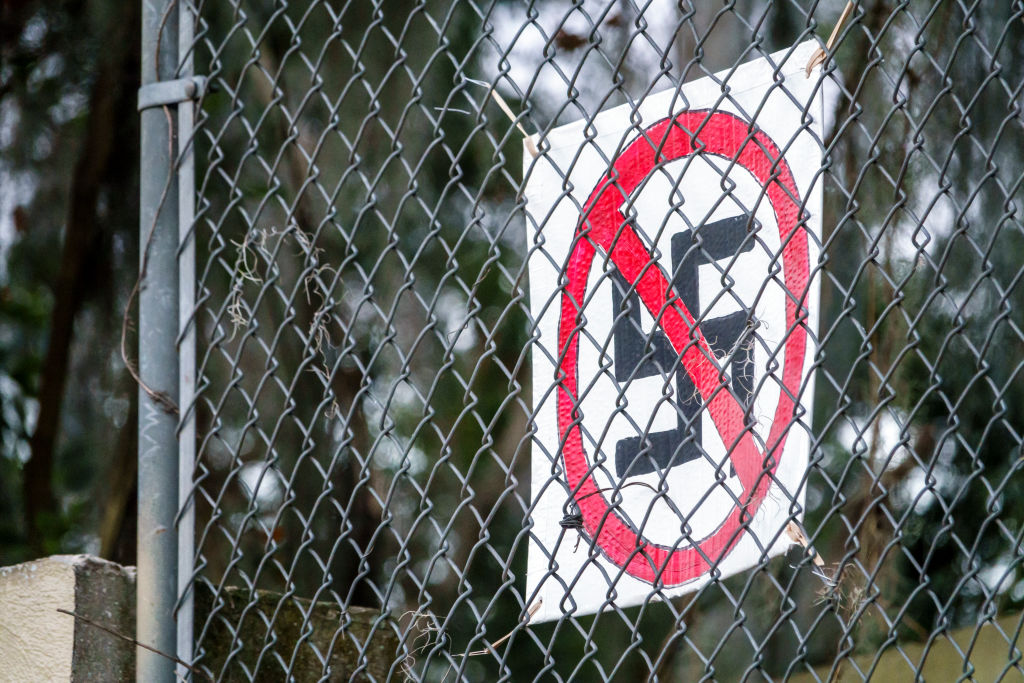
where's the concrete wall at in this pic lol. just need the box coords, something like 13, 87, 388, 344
0, 555, 398, 681
194, 586, 400, 680
14, 554, 1015, 680
0, 555, 135, 682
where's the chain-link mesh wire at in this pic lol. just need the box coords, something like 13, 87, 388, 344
177, 0, 1024, 679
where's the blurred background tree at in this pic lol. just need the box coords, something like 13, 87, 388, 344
1, 0, 139, 566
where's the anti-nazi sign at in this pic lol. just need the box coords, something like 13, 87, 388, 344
525, 42, 825, 622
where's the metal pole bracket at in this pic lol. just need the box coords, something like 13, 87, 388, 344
137, 75, 207, 111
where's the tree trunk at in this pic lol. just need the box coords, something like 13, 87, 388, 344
23, 0, 140, 552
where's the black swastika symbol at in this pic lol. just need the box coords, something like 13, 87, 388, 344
612, 214, 757, 479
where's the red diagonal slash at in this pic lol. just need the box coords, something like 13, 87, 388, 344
557, 109, 810, 586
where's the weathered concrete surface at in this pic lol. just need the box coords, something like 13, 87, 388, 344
0, 556, 76, 680
0, 555, 397, 681
195, 587, 399, 681
0, 555, 136, 682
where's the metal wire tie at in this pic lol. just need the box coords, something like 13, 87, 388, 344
137, 75, 208, 111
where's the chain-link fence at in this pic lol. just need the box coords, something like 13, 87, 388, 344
145, 0, 1024, 680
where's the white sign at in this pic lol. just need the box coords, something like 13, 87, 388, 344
524, 41, 825, 622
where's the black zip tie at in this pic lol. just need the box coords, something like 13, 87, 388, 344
559, 481, 661, 552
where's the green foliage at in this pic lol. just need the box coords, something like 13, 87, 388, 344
0, 0, 139, 564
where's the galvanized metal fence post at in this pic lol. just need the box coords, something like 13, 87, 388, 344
138, 0, 180, 679
175, 0, 197, 677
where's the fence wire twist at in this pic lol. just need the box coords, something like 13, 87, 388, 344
174, 0, 1024, 680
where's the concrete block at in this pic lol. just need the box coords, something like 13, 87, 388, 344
0, 555, 136, 682
195, 586, 399, 680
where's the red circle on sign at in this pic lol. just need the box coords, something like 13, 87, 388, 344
557, 109, 810, 586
